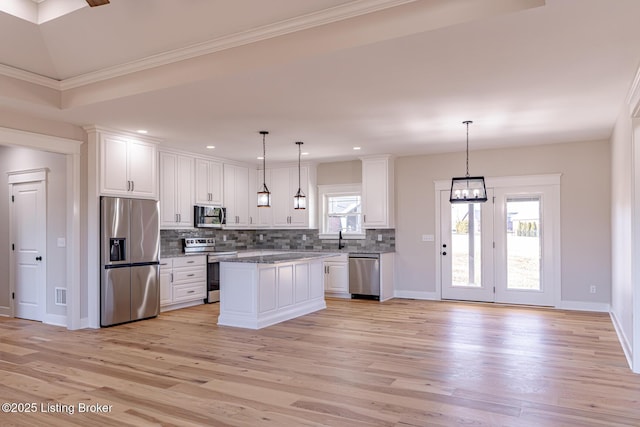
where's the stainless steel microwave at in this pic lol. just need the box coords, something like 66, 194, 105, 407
194, 205, 226, 228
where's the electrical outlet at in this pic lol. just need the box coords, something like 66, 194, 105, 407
302, 234, 307, 241
590, 285, 596, 294
259, 234, 263, 241
223, 235, 227, 242
422, 234, 434, 242
377, 234, 383, 242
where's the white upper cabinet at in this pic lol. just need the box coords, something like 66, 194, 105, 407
270, 166, 310, 228
362, 155, 394, 229
159, 151, 193, 228
223, 164, 250, 227
99, 131, 158, 199
194, 159, 223, 205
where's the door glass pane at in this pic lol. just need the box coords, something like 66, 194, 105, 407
506, 197, 541, 290
451, 203, 482, 287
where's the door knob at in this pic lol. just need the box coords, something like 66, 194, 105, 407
35, 256, 42, 261
441, 252, 447, 256
442, 244, 447, 248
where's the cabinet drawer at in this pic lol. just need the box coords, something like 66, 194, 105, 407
173, 283, 206, 302
159, 258, 173, 270
173, 267, 206, 283
173, 256, 206, 268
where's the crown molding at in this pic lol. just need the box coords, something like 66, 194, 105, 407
0, 64, 61, 90
57, 0, 416, 90
82, 125, 164, 143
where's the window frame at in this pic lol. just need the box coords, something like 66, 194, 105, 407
318, 183, 365, 240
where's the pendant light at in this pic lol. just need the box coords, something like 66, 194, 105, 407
293, 141, 306, 210
257, 131, 271, 207
450, 120, 487, 203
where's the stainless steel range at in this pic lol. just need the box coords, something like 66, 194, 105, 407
183, 238, 237, 303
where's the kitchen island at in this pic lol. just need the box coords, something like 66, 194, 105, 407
218, 252, 333, 329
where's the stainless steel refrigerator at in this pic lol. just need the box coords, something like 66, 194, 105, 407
100, 196, 160, 327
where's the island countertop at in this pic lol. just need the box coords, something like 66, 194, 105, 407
222, 252, 338, 264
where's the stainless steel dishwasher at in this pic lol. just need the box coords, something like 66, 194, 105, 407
348, 253, 380, 300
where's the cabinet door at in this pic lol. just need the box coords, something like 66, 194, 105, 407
128, 140, 157, 197
176, 155, 193, 226
234, 165, 250, 226
159, 260, 173, 306
223, 165, 237, 224
159, 152, 178, 227
101, 134, 129, 195
271, 167, 292, 227
195, 159, 222, 205
194, 159, 211, 204
224, 164, 249, 227
362, 158, 388, 228
325, 262, 349, 293
208, 161, 223, 205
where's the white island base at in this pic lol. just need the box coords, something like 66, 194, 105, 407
218, 257, 326, 329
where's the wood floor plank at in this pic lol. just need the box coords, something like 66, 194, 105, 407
1, 299, 640, 426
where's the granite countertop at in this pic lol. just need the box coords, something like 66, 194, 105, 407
222, 252, 339, 264
163, 248, 394, 259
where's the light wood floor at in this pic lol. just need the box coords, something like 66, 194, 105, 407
1, 299, 639, 426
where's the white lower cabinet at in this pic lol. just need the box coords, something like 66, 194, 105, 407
160, 256, 207, 312
324, 254, 350, 298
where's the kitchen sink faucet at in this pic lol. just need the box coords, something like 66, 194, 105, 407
338, 230, 345, 250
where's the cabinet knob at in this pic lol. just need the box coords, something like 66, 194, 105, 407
442, 251, 447, 256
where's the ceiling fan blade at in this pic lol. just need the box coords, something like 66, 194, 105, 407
86, 0, 110, 7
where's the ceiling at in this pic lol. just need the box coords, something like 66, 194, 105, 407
1, 0, 640, 165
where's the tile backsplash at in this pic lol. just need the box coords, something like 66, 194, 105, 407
160, 228, 395, 257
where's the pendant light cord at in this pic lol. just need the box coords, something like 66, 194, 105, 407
262, 132, 267, 190
463, 120, 472, 177
298, 142, 301, 189
259, 130, 269, 192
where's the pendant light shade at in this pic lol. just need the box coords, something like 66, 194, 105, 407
293, 141, 306, 210
257, 131, 271, 207
450, 121, 487, 204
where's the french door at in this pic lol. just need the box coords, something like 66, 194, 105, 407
441, 190, 495, 302
440, 182, 559, 306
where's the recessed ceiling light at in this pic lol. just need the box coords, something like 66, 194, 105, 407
257, 156, 264, 160
136, 129, 148, 134
206, 145, 215, 149
301, 152, 309, 156
353, 146, 361, 150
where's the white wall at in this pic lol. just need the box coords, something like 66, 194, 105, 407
0, 145, 68, 318
317, 160, 362, 185
394, 140, 611, 305
610, 101, 636, 368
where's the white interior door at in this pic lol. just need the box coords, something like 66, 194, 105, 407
440, 190, 494, 302
11, 180, 46, 321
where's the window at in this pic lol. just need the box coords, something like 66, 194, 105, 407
318, 184, 364, 238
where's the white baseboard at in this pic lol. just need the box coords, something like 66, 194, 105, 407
610, 310, 633, 371
80, 316, 99, 329
43, 314, 67, 328
557, 301, 610, 312
393, 290, 439, 300
0, 306, 10, 317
